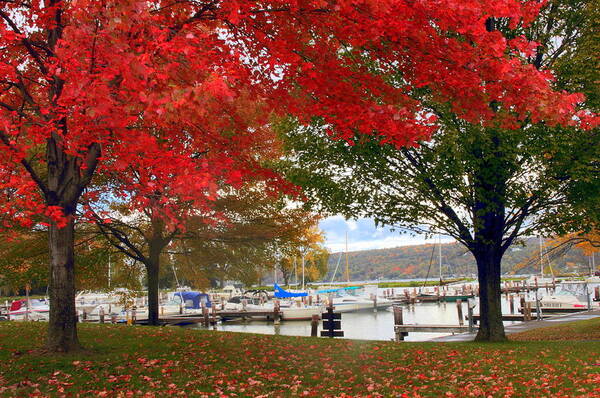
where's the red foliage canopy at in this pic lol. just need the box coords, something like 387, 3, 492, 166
0, 0, 587, 228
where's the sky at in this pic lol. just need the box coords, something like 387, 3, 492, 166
319, 215, 455, 253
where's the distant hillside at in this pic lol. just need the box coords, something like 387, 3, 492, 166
325, 237, 592, 281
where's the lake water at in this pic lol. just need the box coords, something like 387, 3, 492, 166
191, 288, 539, 341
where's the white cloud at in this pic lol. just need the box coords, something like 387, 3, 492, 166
319, 216, 455, 252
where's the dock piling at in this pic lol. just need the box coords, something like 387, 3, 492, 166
393, 306, 404, 342
274, 300, 281, 325
456, 300, 464, 326
201, 302, 209, 327
525, 302, 532, 321
509, 295, 515, 314
535, 291, 542, 320
467, 304, 474, 333
311, 314, 319, 337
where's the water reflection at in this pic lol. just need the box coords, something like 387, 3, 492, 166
192, 292, 534, 342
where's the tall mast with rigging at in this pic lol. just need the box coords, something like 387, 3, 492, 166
438, 234, 443, 285
345, 231, 350, 283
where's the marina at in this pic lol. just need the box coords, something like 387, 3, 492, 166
2, 279, 599, 342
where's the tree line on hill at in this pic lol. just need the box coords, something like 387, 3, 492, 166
326, 237, 594, 282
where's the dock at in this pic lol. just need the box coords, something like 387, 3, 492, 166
217, 310, 282, 321
135, 315, 218, 326
395, 324, 476, 334
469, 313, 554, 323
434, 309, 600, 342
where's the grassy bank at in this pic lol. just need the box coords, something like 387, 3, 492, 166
510, 317, 600, 341
0, 323, 598, 397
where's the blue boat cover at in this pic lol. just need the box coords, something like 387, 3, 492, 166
174, 291, 211, 308
274, 283, 308, 298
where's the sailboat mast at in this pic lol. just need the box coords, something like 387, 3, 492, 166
301, 255, 305, 291
539, 236, 543, 277
345, 231, 350, 283
438, 234, 442, 284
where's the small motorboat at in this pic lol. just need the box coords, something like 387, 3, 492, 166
527, 281, 600, 312
9, 299, 49, 321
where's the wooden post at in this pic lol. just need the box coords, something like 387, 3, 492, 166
372, 294, 377, 313
308, 295, 313, 306
585, 283, 592, 310
274, 300, 280, 325
393, 306, 404, 341
525, 302, 532, 321
111, 314, 117, 324
82, 309, 87, 321
211, 304, 218, 329
132, 306, 137, 324
311, 314, 319, 337
520, 296, 526, 313
595, 287, 599, 302
535, 291, 542, 320
202, 301, 209, 327
456, 300, 464, 326
467, 304, 474, 333
509, 295, 515, 314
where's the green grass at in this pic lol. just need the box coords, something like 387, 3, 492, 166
0, 323, 598, 397
510, 317, 600, 341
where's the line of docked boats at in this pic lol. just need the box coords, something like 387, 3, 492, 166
2, 277, 598, 324
0, 284, 396, 323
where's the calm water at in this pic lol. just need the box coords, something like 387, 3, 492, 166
192, 288, 538, 342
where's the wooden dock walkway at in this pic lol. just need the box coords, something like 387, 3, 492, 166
434, 309, 600, 342
395, 324, 475, 334
217, 310, 281, 321
469, 313, 555, 323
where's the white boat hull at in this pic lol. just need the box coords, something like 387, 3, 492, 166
331, 298, 393, 313
281, 306, 324, 320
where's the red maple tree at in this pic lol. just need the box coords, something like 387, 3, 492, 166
0, 0, 587, 351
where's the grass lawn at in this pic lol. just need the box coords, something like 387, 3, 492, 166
509, 316, 600, 341
0, 322, 598, 397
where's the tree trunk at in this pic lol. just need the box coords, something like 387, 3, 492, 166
474, 248, 506, 341
46, 216, 80, 352
146, 261, 160, 326
283, 272, 289, 286
146, 241, 162, 326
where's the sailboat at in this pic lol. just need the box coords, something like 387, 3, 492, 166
436, 234, 474, 302
328, 231, 394, 312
